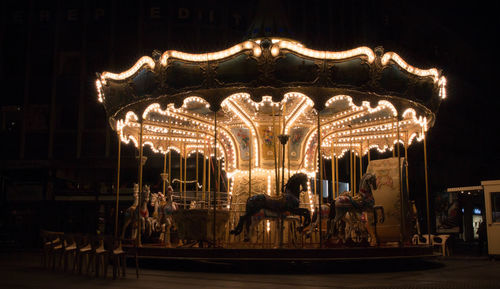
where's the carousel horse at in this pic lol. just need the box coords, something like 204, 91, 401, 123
149, 192, 163, 235
329, 173, 384, 244
121, 184, 139, 239
306, 203, 336, 239
230, 172, 311, 241
189, 200, 201, 209
158, 186, 178, 247
140, 186, 152, 237
121, 185, 151, 240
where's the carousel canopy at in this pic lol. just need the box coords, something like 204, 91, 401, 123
95, 37, 446, 174
96, 38, 446, 119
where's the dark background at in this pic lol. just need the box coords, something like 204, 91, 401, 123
1, 0, 499, 247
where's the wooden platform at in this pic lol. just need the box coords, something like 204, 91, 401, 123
125, 245, 436, 262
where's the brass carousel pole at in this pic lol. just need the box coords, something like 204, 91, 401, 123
423, 126, 431, 242
203, 141, 207, 207
135, 119, 144, 279
392, 121, 396, 158
196, 139, 199, 200
349, 126, 353, 194
272, 106, 279, 196
164, 116, 171, 194
162, 151, 167, 195
353, 150, 357, 193
397, 117, 405, 244
137, 121, 144, 246
184, 143, 187, 202
248, 137, 252, 198
349, 150, 352, 193
247, 139, 252, 243
288, 139, 291, 180
277, 124, 282, 196
114, 132, 122, 239
278, 117, 289, 248
367, 140, 371, 164
180, 144, 183, 207
404, 131, 410, 197
280, 105, 287, 248
168, 149, 171, 185
335, 154, 339, 196
281, 104, 286, 185
168, 121, 172, 185
217, 157, 221, 208
213, 111, 217, 247
317, 111, 323, 248
359, 143, 363, 176
331, 147, 335, 199
208, 140, 211, 206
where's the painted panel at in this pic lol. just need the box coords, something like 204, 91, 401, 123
231, 127, 250, 161
289, 127, 308, 161
366, 157, 404, 243
260, 126, 276, 161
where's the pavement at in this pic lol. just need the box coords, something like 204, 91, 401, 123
1, 251, 499, 289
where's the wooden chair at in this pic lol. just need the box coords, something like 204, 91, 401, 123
60, 234, 78, 272
105, 236, 127, 279
40, 230, 62, 269
412, 234, 431, 245
86, 235, 108, 278
73, 234, 91, 274
432, 234, 450, 256
48, 232, 65, 271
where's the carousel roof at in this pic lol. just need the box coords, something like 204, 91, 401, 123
95, 37, 446, 171
96, 37, 446, 124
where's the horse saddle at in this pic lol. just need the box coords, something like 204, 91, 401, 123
163, 204, 175, 215
336, 194, 362, 208
139, 208, 149, 218
255, 209, 290, 219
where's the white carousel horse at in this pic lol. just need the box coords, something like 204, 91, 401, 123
139, 185, 152, 237
158, 186, 178, 247
189, 200, 201, 209
121, 184, 139, 239
328, 173, 384, 245
121, 185, 151, 240
148, 192, 163, 235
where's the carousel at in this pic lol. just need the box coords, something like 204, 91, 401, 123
95, 34, 446, 261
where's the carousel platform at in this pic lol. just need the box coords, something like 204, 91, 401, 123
124, 244, 436, 262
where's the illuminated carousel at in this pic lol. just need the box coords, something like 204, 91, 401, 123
96, 36, 446, 261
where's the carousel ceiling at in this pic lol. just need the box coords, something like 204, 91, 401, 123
96, 37, 446, 172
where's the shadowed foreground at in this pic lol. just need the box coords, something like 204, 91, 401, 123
1, 251, 499, 289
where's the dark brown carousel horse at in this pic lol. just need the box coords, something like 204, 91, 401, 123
230, 172, 311, 241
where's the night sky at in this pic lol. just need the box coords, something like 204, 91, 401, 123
392, 2, 500, 189
285, 1, 500, 191
2, 0, 500, 191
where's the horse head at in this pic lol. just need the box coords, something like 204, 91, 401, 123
362, 173, 377, 192
369, 174, 377, 191
160, 185, 172, 202
150, 192, 161, 207
285, 173, 309, 198
157, 192, 166, 204
141, 185, 150, 204
298, 173, 309, 192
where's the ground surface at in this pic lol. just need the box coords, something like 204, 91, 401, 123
1, 251, 499, 289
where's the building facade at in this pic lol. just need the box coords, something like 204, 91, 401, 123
0, 0, 451, 247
